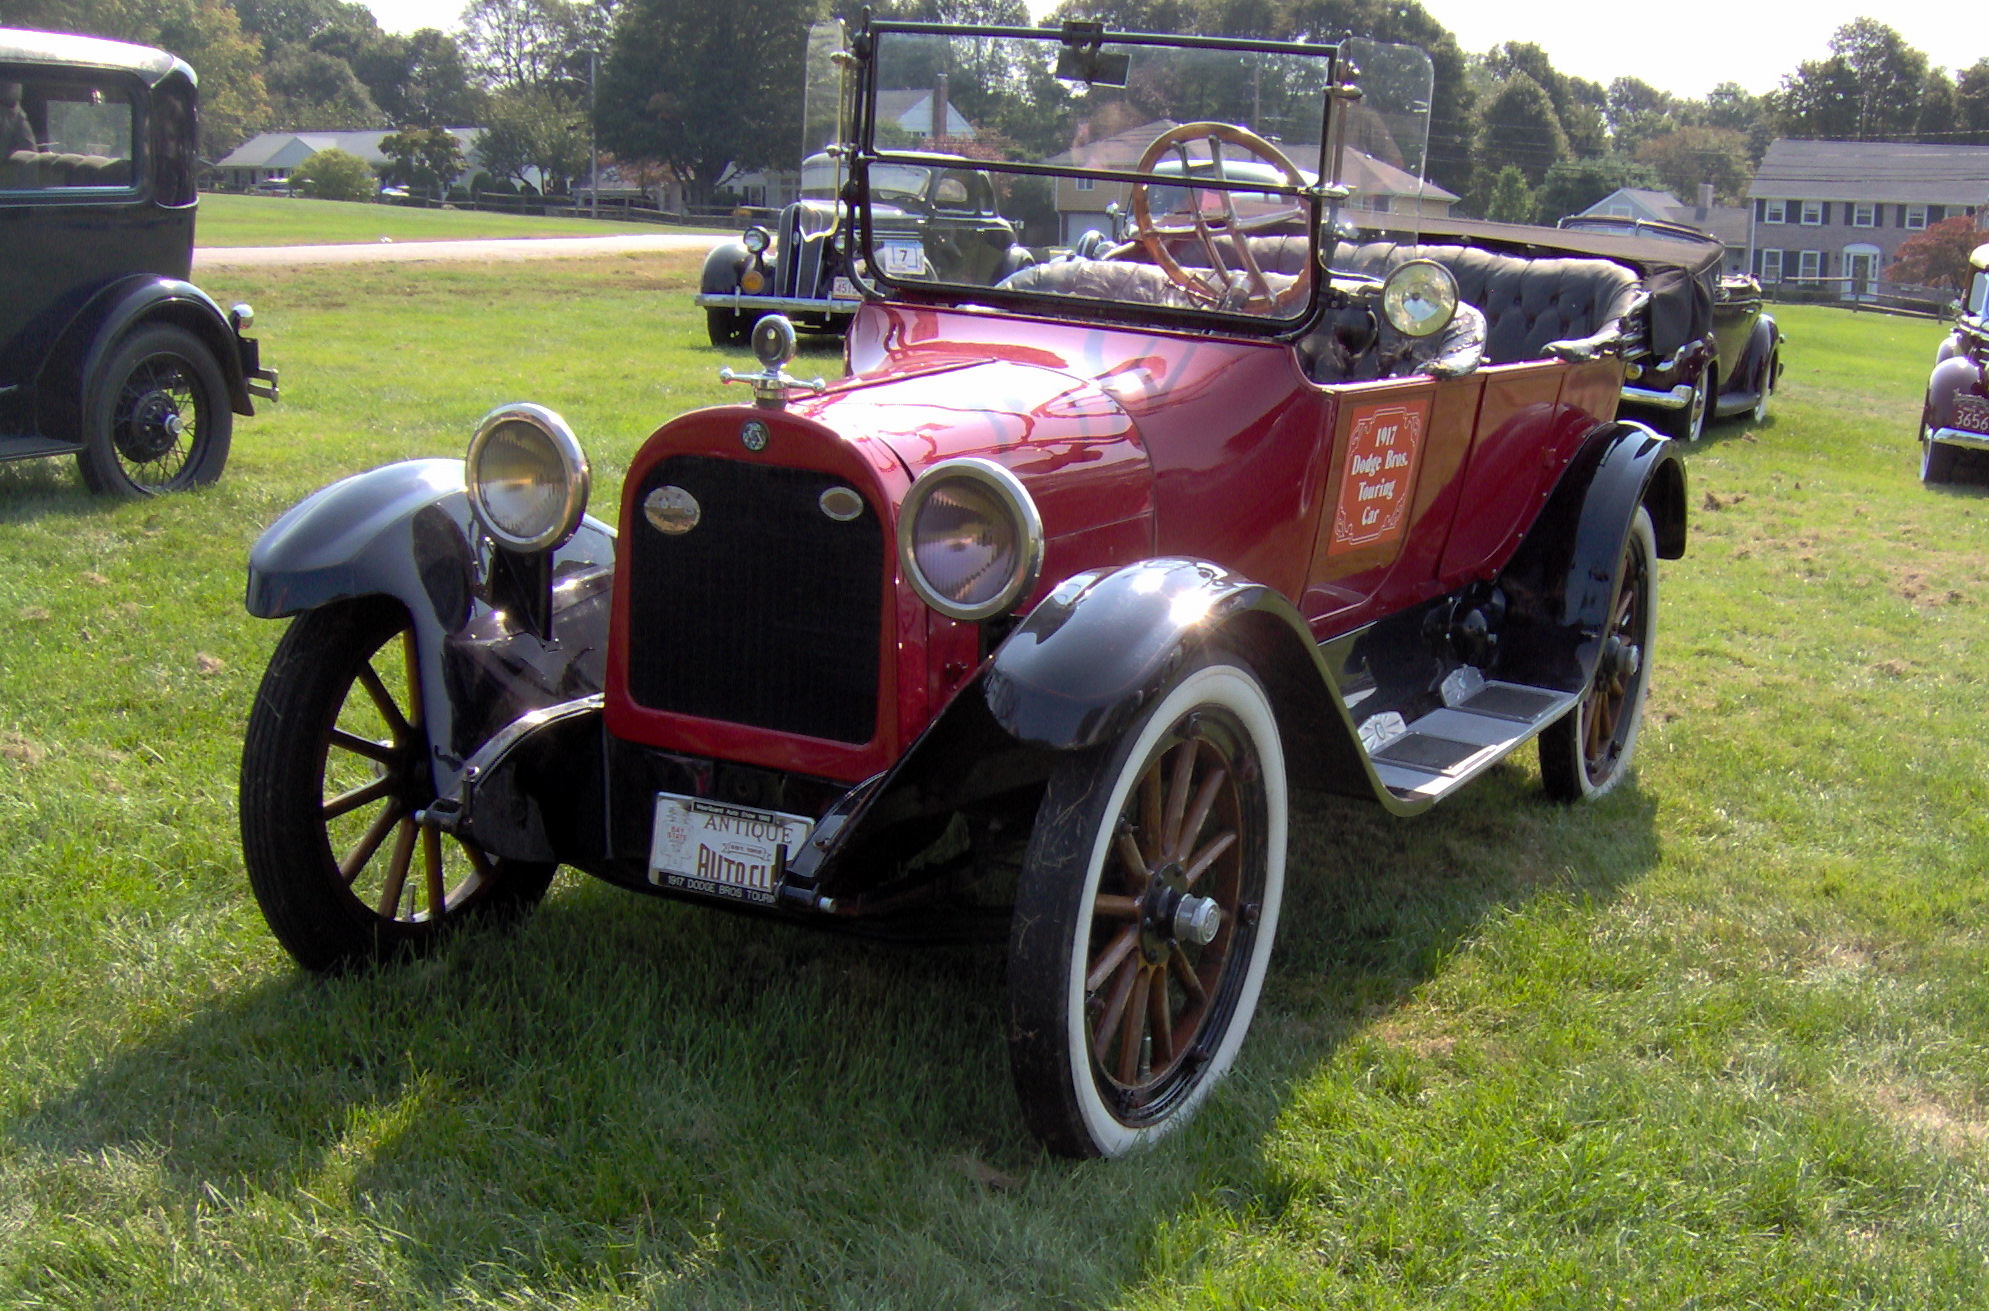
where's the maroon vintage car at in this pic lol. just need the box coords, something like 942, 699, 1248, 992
1920, 241, 1989, 483
238, 20, 1687, 1159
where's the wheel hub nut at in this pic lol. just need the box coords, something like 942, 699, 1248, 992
1172, 894, 1221, 945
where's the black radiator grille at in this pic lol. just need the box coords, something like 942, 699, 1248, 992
627, 455, 882, 744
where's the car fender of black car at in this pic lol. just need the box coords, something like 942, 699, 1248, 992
700, 239, 752, 296
36, 275, 253, 439
245, 457, 617, 791
1734, 312, 1783, 395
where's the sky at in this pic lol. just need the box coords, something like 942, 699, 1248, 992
358, 0, 1986, 101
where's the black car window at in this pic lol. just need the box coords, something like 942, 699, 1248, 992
932, 172, 971, 209
0, 74, 139, 194
153, 76, 195, 207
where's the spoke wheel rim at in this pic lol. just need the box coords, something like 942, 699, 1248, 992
111, 352, 199, 488
1577, 537, 1651, 789
1082, 706, 1263, 1125
316, 624, 495, 925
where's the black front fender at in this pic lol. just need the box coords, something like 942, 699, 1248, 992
700, 240, 750, 294
246, 458, 617, 793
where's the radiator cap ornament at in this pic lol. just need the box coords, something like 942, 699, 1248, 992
643, 484, 701, 535
718, 313, 826, 410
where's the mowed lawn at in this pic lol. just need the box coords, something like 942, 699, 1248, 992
195, 192, 718, 247
1, 266, 1986, 1308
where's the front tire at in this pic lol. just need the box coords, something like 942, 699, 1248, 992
1751, 349, 1777, 423
240, 597, 555, 973
1007, 653, 1287, 1158
1663, 363, 1712, 442
1540, 507, 1657, 801
705, 308, 746, 347
78, 323, 233, 497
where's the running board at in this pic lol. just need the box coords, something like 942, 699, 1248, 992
1713, 389, 1762, 419
0, 433, 84, 462
1357, 677, 1580, 804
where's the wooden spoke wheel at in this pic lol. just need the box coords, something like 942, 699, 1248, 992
1008, 654, 1287, 1158
240, 597, 554, 973
1541, 507, 1657, 801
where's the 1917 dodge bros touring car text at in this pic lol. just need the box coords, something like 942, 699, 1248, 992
240, 19, 1688, 1159
1, 27, 275, 496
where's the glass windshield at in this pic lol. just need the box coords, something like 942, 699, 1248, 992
1322, 38, 1434, 279
1971, 269, 1988, 320
858, 25, 1387, 325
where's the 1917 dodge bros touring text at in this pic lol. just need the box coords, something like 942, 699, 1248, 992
240, 19, 1688, 1158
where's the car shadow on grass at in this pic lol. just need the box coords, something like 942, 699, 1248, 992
8, 762, 1658, 1303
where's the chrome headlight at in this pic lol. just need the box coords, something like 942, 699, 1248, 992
465, 403, 591, 554
1381, 259, 1459, 338
898, 457, 1043, 622
743, 225, 772, 255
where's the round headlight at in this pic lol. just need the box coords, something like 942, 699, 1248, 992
898, 457, 1043, 622
1381, 259, 1459, 338
743, 225, 772, 255
465, 403, 590, 554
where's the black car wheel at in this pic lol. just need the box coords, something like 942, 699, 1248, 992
1920, 420, 1959, 485
1751, 350, 1777, 423
1007, 652, 1287, 1158
1540, 508, 1656, 801
78, 323, 232, 497
240, 597, 555, 973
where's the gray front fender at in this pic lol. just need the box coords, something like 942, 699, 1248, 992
245, 458, 616, 795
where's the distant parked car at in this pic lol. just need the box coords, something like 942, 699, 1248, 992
696, 151, 1034, 346
253, 176, 293, 194
1, 27, 276, 495
1918, 240, 1989, 484
1558, 213, 1783, 440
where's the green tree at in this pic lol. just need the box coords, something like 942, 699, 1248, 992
265, 43, 383, 127
378, 125, 466, 197
1960, 58, 1989, 144
289, 145, 375, 199
1482, 164, 1532, 223
1634, 126, 1752, 205
1916, 68, 1960, 143
1773, 20, 1929, 141
1886, 214, 1983, 292
1605, 76, 1676, 155
476, 88, 589, 190
1478, 73, 1566, 186
597, 0, 811, 207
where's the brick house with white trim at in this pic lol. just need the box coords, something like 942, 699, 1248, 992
1746, 140, 1989, 298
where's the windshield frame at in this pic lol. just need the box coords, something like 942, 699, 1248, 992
846, 18, 1353, 336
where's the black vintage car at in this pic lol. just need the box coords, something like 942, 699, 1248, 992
1557, 213, 1781, 440
1919, 240, 1989, 483
696, 151, 1034, 346
1, 27, 275, 496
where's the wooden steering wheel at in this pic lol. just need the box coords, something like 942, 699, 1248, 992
1130, 122, 1310, 312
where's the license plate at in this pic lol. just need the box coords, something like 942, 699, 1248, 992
648, 793, 812, 906
1956, 394, 1989, 435
881, 241, 924, 275
831, 275, 859, 299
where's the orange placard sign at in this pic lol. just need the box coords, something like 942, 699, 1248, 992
1327, 397, 1430, 557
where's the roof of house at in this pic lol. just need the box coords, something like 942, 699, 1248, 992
214, 128, 480, 171
1748, 139, 1989, 205
874, 89, 976, 139
1578, 187, 1749, 246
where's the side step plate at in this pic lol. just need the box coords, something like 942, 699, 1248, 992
1366, 680, 1580, 803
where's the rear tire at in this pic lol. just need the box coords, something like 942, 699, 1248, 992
705, 308, 745, 347
1921, 423, 1959, 484
1540, 508, 1656, 801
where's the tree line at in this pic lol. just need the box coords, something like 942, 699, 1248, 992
6, 0, 1988, 220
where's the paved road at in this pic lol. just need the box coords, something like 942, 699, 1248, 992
193, 231, 730, 270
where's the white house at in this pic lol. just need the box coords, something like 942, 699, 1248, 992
212, 128, 482, 190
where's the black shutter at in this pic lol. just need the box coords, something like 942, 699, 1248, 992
1895, 204, 1905, 227
1755, 198, 1766, 221
1929, 205, 1945, 223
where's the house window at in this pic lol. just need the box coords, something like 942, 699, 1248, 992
1761, 249, 1783, 283
1852, 202, 1875, 227
1764, 199, 1787, 223
1073, 176, 1094, 192
1608, 204, 1632, 216
1906, 204, 1927, 229
1371, 195, 1390, 214
1798, 250, 1820, 282
1799, 200, 1823, 225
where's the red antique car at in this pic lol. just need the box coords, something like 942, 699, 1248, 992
1920, 241, 1989, 483
239, 20, 1687, 1158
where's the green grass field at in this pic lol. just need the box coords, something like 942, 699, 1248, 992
195, 193, 715, 247
2, 271, 1986, 1308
